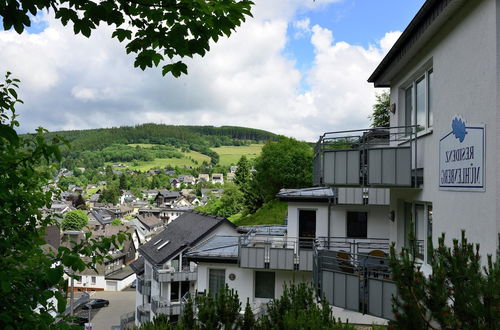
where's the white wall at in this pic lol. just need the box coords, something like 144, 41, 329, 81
196, 262, 312, 306
387, 0, 499, 260
287, 202, 390, 239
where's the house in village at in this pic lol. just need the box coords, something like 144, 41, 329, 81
141, 189, 161, 201
133, 213, 165, 242
132, 212, 238, 324
226, 172, 235, 181
120, 190, 137, 205
178, 174, 196, 186
63, 225, 138, 292
155, 190, 181, 207
211, 173, 224, 185
197, 173, 210, 183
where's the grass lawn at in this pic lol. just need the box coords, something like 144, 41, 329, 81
233, 200, 287, 226
211, 144, 264, 166
105, 149, 211, 171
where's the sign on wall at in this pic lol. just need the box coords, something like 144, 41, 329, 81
439, 116, 485, 191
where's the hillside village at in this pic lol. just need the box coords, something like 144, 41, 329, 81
2, 0, 500, 329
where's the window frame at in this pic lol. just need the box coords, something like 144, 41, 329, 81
254, 271, 275, 299
346, 211, 368, 238
403, 202, 433, 264
403, 67, 433, 135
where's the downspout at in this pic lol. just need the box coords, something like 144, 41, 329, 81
327, 196, 332, 250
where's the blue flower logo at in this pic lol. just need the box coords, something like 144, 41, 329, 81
451, 117, 467, 142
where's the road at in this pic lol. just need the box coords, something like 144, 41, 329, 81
76, 290, 136, 330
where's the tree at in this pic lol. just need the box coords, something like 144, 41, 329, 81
389, 230, 500, 329
119, 173, 128, 190
234, 155, 251, 186
241, 298, 255, 330
254, 137, 313, 203
257, 283, 349, 330
73, 193, 86, 209
369, 91, 390, 128
1, 0, 253, 77
100, 186, 119, 204
61, 209, 88, 230
0, 73, 128, 327
195, 183, 244, 218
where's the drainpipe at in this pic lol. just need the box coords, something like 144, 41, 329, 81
327, 196, 332, 250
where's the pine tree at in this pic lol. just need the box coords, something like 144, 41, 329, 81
242, 298, 255, 330
234, 156, 251, 186
389, 230, 500, 329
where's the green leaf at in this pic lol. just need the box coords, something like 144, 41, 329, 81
0, 124, 19, 146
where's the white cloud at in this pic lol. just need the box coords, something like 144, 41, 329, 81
0, 0, 399, 142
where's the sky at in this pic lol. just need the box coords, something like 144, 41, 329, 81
0, 0, 425, 142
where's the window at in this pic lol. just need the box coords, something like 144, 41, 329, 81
255, 271, 275, 299
404, 68, 433, 134
91, 276, 96, 285
208, 269, 225, 295
403, 202, 433, 262
346, 211, 367, 238
171, 281, 179, 301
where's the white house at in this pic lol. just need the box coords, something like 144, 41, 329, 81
211, 173, 224, 185
186, 187, 391, 322
132, 212, 238, 325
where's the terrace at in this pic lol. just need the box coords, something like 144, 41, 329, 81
313, 126, 422, 188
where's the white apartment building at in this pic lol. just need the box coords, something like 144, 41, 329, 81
186, 187, 391, 322
312, 0, 500, 319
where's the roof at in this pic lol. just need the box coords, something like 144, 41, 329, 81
138, 212, 235, 265
276, 187, 336, 202
105, 266, 135, 280
89, 209, 115, 225
368, 0, 467, 86
185, 235, 239, 261
130, 257, 144, 275
237, 225, 287, 236
156, 190, 180, 199
136, 213, 161, 229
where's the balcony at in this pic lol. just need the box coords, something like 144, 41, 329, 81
313, 126, 422, 188
153, 266, 197, 283
137, 275, 151, 296
151, 296, 186, 316
238, 235, 314, 271
136, 304, 150, 323
313, 238, 396, 320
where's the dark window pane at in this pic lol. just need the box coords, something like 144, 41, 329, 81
405, 86, 413, 135
299, 210, 316, 248
346, 212, 367, 238
255, 272, 275, 299
428, 70, 433, 127
209, 269, 225, 295
171, 281, 179, 301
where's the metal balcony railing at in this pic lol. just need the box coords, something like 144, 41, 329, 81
313, 241, 396, 320
313, 126, 422, 188
136, 304, 151, 323
153, 266, 198, 283
238, 235, 315, 271
137, 276, 151, 296
151, 292, 189, 316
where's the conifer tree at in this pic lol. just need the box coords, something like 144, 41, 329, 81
242, 298, 255, 330
389, 230, 500, 329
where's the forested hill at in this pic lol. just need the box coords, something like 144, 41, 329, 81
45, 124, 278, 168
